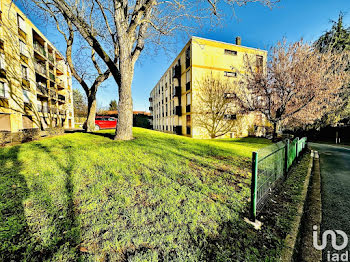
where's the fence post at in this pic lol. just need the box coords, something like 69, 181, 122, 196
284, 139, 289, 176
296, 137, 299, 158
251, 152, 258, 221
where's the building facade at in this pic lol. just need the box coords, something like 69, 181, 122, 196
0, 0, 74, 133
149, 36, 268, 139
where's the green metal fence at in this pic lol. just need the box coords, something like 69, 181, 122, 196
250, 137, 307, 220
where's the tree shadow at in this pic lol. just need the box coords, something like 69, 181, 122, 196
0, 146, 30, 261
28, 141, 81, 261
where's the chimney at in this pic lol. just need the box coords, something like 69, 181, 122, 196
236, 36, 241, 46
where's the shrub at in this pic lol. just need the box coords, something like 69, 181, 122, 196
0, 131, 11, 146
22, 129, 40, 142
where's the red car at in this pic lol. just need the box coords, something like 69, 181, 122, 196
95, 116, 117, 130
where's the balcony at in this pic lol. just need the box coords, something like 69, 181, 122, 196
149, 97, 153, 102
175, 106, 182, 116
56, 63, 65, 74
36, 83, 48, 97
50, 106, 58, 114
34, 41, 46, 58
58, 94, 65, 103
57, 79, 65, 89
22, 78, 30, 89
172, 86, 181, 98
186, 82, 190, 91
37, 104, 49, 113
186, 105, 191, 113
50, 89, 57, 99
149, 106, 153, 111
59, 109, 66, 115
172, 64, 181, 79
175, 126, 182, 135
48, 53, 54, 64
34, 62, 47, 76
49, 72, 55, 82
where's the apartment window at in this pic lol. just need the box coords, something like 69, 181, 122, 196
186, 115, 191, 126
0, 82, 6, 97
17, 15, 26, 33
186, 93, 191, 105
224, 71, 237, 78
186, 46, 191, 68
23, 89, 30, 103
224, 93, 236, 99
224, 49, 237, 56
19, 40, 28, 57
0, 53, 5, 70
224, 114, 237, 120
257, 55, 263, 73
21, 65, 28, 79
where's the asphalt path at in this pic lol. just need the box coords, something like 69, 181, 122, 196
309, 143, 350, 258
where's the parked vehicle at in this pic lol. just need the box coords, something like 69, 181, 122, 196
95, 116, 117, 130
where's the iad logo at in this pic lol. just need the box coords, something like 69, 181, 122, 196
313, 225, 349, 261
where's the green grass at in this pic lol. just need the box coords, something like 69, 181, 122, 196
0, 127, 275, 261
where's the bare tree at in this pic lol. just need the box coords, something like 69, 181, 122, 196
194, 73, 238, 138
25, 0, 278, 140
236, 40, 350, 140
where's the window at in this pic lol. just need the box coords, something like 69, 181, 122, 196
224, 93, 236, 99
224, 71, 237, 77
21, 65, 28, 79
19, 40, 28, 57
224, 114, 237, 120
186, 93, 191, 105
23, 89, 30, 103
0, 82, 6, 97
0, 53, 5, 70
225, 49, 237, 56
186, 115, 191, 126
186, 47, 191, 68
17, 15, 26, 33
256, 55, 263, 73
186, 70, 191, 83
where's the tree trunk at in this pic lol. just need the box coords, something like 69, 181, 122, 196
86, 96, 97, 132
272, 121, 277, 142
115, 60, 134, 140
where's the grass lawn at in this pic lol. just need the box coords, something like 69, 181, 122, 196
0, 127, 277, 261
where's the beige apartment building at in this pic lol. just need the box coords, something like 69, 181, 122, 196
149, 36, 268, 139
0, 0, 74, 133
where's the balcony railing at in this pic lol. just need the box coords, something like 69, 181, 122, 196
57, 79, 64, 88
58, 94, 65, 102
49, 72, 55, 82
34, 62, 47, 76
57, 63, 65, 73
34, 41, 46, 57
36, 83, 48, 96
48, 53, 54, 64
37, 104, 48, 113
50, 89, 57, 99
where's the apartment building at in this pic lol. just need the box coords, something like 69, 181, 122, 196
0, 0, 74, 133
149, 36, 268, 139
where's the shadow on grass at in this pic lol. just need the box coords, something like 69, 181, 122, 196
0, 146, 30, 261
29, 142, 81, 261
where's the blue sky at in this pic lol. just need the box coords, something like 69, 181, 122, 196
16, 0, 350, 111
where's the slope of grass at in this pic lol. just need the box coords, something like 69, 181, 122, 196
0, 128, 272, 261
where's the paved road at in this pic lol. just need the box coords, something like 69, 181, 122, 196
309, 143, 350, 255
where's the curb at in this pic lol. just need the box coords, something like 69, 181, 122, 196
280, 151, 314, 262
299, 151, 322, 261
